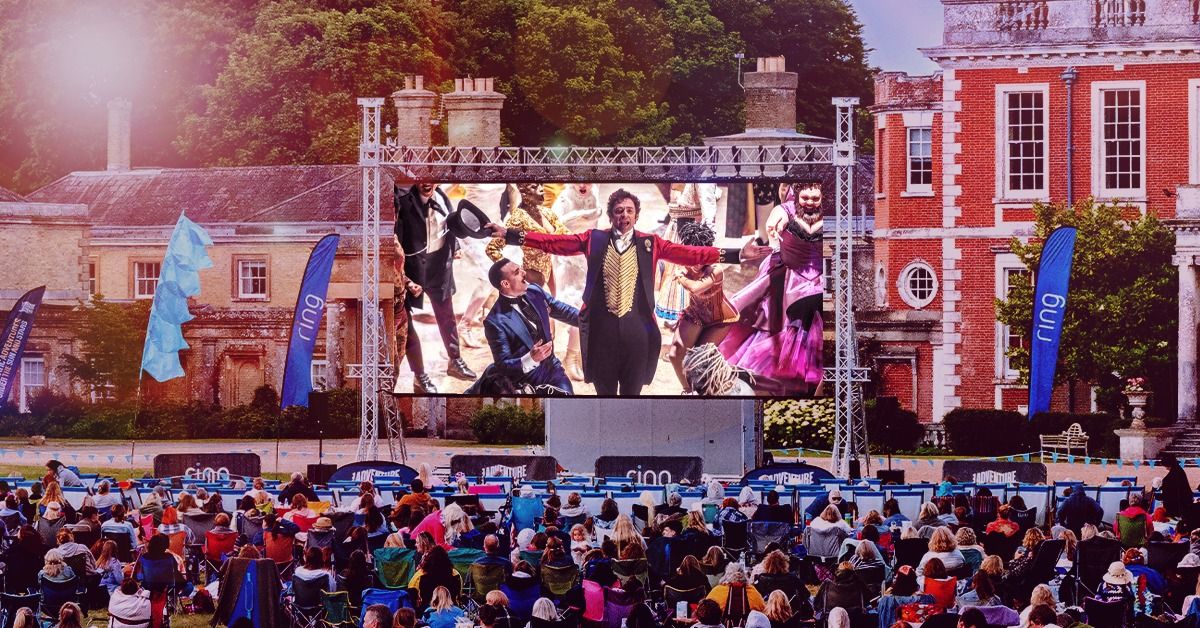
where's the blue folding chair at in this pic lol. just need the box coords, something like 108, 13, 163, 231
357, 589, 412, 628
509, 496, 542, 532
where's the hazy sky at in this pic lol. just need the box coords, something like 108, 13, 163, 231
846, 0, 944, 75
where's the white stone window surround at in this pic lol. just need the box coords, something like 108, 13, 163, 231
994, 83, 1051, 203
901, 111, 936, 197
1189, 78, 1200, 185
1090, 79, 1147, 201
898, 259, 939, 309
994, 252, 1028, 381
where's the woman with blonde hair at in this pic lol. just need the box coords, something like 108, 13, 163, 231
610, 514, 646, 556
285, 494, 319, 524
755, 550, 804, 601
1018, 584, 1055, 628
917, 526, 964, 574
441, 503, 476, 547
39, 548, 75, 583
418, 463, 442, 489
41, 482, 75, 520
421, 586, 465, 628
10, 608, 35, 628
764, 590, 803, 628
809, 504, 851, 533
1001, 528, 1045, 589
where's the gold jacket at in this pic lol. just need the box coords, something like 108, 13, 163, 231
486, 206, 569, 279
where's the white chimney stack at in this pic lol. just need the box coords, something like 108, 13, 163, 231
107, 98, 132, 171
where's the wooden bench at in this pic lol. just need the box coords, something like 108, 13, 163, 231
1040, 422, 1089, 456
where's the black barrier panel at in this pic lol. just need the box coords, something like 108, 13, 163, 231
595, 456, 703, 485
329, 461, 418, 484
154, 453, 261, 481
942, 460, 1047, 484
450, 455, 559, 482
742, 463, 836, 485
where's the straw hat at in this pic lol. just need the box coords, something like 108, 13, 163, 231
1103, 561, 1134, 585
312, 517, 334, 531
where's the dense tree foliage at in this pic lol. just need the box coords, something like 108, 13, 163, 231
0, 0, 875, 192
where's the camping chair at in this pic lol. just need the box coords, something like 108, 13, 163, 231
321, 590, 357, 628
237, 514, 264, 544
540, 563, 578, 599
702, 503, 719, 525
264, 531, 298, 581
203, 528, 238, 580
1083, 597, 1125, 628
802, 525, 849, 564
612, 558, 649, 588
357, 588, 411, 627
518, 549, 543, 571
663, 585, 705, 617
73, 528, 99, 552
982, 531, 1020, 564
1116, 513, 1148, 548
1008, 539, 1064, 604
448, 547, 485, 582
1146, 541, 1190, 575
35, 517, 65, 547
62, 552, 101, 614
139, 515, 155, 541
1012, 508, 1038, 534
135, 555, 184, 619
38, 575, 80, 624
1074, 537, 1124, 598
854, 565, 886, 600
748, 521, 792, 559
646, 536, 676, 585
372, 547, 417, 590
469, 563, 507, 605
721, 520, 750, 557
960, 547, 983, 575
970, 496, 999, 532
306, 528, 336, 564
892, 537, 928, 569
285, 575, 327, 628
719, 581, 753, 628
921, 613, 960, 628
180, 514, 216, 544
103, 530, 136, 563
1, 593, 39, 628
509, 496, 542, 533
602, 586, 638, 628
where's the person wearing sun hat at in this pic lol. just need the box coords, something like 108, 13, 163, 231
1096, 560, 1136, 612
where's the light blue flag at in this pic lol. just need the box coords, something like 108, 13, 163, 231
1052, 453, 1060, 463
1085, 457, 1091, 465
1067, 455, 1075, 464
141, 213, 213, 382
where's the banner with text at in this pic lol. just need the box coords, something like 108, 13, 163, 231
1028, 226, 1078, 418
153, 453, 261, 481
0, 286, 45, 405
281, 234, 340, 408
742, 462, 836, 485
595, 456, 703, 485
943, 460, 1047, 484
450, 454, 559, 482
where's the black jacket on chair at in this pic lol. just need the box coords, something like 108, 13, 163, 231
394, 184, 457, 308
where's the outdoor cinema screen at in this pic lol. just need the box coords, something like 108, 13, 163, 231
390, 180, 824, 398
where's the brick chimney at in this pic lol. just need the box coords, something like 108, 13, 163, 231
743, 56, 797, 132
391, 75, 437, 146
106, 98, 132, 171
442, 78, 506, 147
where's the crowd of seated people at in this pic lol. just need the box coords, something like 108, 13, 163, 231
7, 458, 1200, 628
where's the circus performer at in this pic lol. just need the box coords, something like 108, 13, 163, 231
654, 183, 705, 323
719, 183, 824, 396
667, 222, 740, 393
486, 183, 569, 289
447, 184, 506, 349
549, 183, 603, 381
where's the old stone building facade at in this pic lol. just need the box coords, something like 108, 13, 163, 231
868, 0, 1200, 423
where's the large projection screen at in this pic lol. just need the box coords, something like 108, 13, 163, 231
390, 181, 824, 399
543, 398, 758, 477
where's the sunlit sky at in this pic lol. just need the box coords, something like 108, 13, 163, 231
846, 0, 944, 75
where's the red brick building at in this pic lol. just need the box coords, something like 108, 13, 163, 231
867, 0, 1200, 424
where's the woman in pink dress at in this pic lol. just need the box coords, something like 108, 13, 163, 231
719, 183, 824, 396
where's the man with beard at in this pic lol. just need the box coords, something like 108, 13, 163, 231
394, 181, 477, 393
485, 188, 770, 396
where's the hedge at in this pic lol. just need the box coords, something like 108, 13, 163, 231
764, 399, 835, 450
0, 386, 362, 440
469, 403, 545, 445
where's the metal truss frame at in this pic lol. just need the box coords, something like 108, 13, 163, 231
357, 98, 867, 476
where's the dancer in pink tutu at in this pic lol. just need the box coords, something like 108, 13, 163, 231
719, 183, 824, 396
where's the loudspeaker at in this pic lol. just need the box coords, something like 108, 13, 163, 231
308, 390, 330, 433
877, 469, 906, 485
307, 463, 337, 485
849, 458, 861, 480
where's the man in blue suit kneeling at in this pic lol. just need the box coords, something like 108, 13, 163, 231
481, 258, 579, 394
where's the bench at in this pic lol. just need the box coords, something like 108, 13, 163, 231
1040, 422, 1089, 456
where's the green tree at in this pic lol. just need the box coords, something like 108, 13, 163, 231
711, 0, 875, 141
57, 298, 152, 402
176, 0, 456, 166
995, 199, 1178, 414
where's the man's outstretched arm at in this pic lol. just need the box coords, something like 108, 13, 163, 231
485, 223, 590, 256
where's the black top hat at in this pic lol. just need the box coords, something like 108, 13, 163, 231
448, 199, 492, 239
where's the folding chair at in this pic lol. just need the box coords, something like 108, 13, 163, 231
357, 588, 411, 627
721, 520, 750, 557
663, 585, 705, 615
982, 531, 1020, 564
1083, 597, 1125, 628
892, 537, 928, 570
62, 552, 101, 614
102, 531, 135, 563
264, 532, 298, 581
1116, 513, 1148, 548
1, 593, 39, 628
748, 521, 791, 558
321, 590, 357, 628
612, 558, 649, 588
448, 548, 485, 583
1146, 541, 1189, 575
518, 549, 543, 571
469, 563, 506, 605
285, 575, 327, 628
540, 563, 578, 599
1012, 508, 1038, 534
508, 496, 542, 533
204, 529, 238, 580
135, 555, 183, 622
372, 548, 417, 590
38, 575, 80, 625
